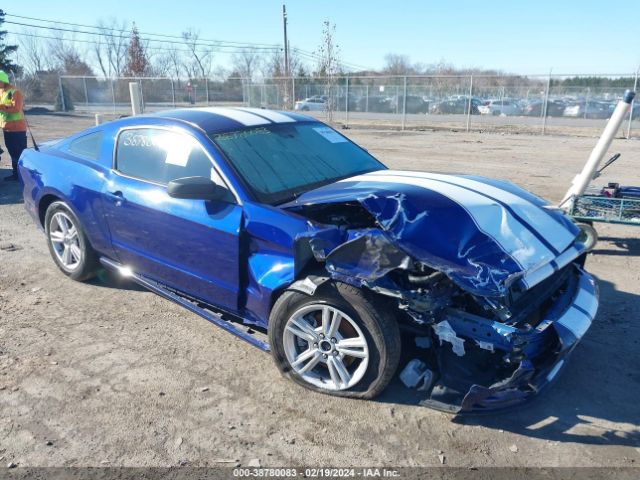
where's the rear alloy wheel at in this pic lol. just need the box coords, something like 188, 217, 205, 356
45, 201, 99, 281
269, 282, 401, 398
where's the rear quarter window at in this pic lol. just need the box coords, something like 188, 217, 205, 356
67, 131, 104, 160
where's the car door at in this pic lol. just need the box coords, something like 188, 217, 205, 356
102, 126, 242, 311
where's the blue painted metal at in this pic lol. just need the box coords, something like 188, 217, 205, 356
285, 171, 586, 296
452, 268, 598, 412
99, 257, 270, 351
617, 186, 640, 199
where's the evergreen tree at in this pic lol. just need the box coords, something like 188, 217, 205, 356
0, 9, 18, 72
124, 24, 149, 77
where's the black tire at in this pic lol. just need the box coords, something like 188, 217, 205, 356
44, 201, 99, 281
268, 281, 401, 399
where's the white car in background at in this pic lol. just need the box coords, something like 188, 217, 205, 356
478, 98, 522, 116
294, 96, 327, 111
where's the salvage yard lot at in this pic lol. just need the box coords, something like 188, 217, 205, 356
0, 113, 639, 467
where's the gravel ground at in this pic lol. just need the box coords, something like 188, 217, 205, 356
0, 113, 639, 468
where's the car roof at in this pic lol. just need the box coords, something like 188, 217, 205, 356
140, 107, 314, 134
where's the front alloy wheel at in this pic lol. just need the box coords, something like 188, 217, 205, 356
269, 281, 401, 399
283, 304, 369, 391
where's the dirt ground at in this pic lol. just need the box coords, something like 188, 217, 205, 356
0, 113, 639, 468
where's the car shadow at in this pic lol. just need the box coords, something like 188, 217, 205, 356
0, 166, 23, 205
377, 275, 640, 448
592, 236, 640, 257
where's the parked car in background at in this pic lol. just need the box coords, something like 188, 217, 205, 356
522, 99, 567, 117
388, 95, 430, 114
335, 93, 359, 112
355, 95, 393, 113
563, 101, 611, 119
430, 97, 482, 115
294, 96, 326, 111
18, 107, 597, 412
477, 98, 522, 116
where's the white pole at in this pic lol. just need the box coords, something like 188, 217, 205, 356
129, 82, 142, 115
95, 113, 103, 126
559, 90, 636, 209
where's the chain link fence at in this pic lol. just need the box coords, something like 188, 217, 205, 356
16, 72, 640, 137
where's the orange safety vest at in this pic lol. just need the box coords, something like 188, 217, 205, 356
0, 87, 27, 132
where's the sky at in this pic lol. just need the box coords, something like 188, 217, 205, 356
5, 0, 640, 75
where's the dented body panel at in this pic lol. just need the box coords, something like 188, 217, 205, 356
285, 170, 585, 297
280, 170, 597, 412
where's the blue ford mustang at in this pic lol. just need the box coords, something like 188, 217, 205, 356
19, 107, 598, 412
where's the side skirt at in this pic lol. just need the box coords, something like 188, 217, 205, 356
99, 257, 270, 352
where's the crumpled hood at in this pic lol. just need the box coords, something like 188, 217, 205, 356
287, 170, 585, 296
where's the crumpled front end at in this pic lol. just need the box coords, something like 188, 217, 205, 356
283, 169, 598, 411
426, 266, 597, 413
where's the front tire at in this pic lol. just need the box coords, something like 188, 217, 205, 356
44, 201, 99, 281
269, 281, 401, 399
577, 222, 598, 252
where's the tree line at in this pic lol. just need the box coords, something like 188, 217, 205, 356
0, 9, 635, 87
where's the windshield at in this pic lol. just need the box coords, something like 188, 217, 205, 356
210, 122, 385, 204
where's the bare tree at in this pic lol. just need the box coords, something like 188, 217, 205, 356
315, 20, 341, 120
161, 43, 184, 79
18, 29, 50, 74
94, 18, 129, 77
148, 50, 172, 77
92, 31, 110, 77
231, 48, 262, 82
47, 31, 93, 75
383, 53, 414, 75
181, 29, 214, 78
262, 48, 284, 78
263, 48, 306, 79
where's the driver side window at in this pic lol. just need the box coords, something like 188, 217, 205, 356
116, 128, 224, 186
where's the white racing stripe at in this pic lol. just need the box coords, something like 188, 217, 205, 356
235, 107, 295, 123
368, 170, 575, 251
195, 107, 270, 126
342, 173, 557, 270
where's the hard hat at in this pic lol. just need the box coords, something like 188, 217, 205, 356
0, 71, 9, 84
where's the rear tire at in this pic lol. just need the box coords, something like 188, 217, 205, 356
269, 281, 401, 399
44, 201, 99, 281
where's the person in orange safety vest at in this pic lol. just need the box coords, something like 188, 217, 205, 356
0, 70, 28, 181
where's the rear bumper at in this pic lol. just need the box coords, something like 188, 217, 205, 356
425, 267, 598, 413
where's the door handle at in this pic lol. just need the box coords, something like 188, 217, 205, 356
106, 190, 124, 206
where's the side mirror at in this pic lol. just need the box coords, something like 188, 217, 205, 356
167, 176, 232, 202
